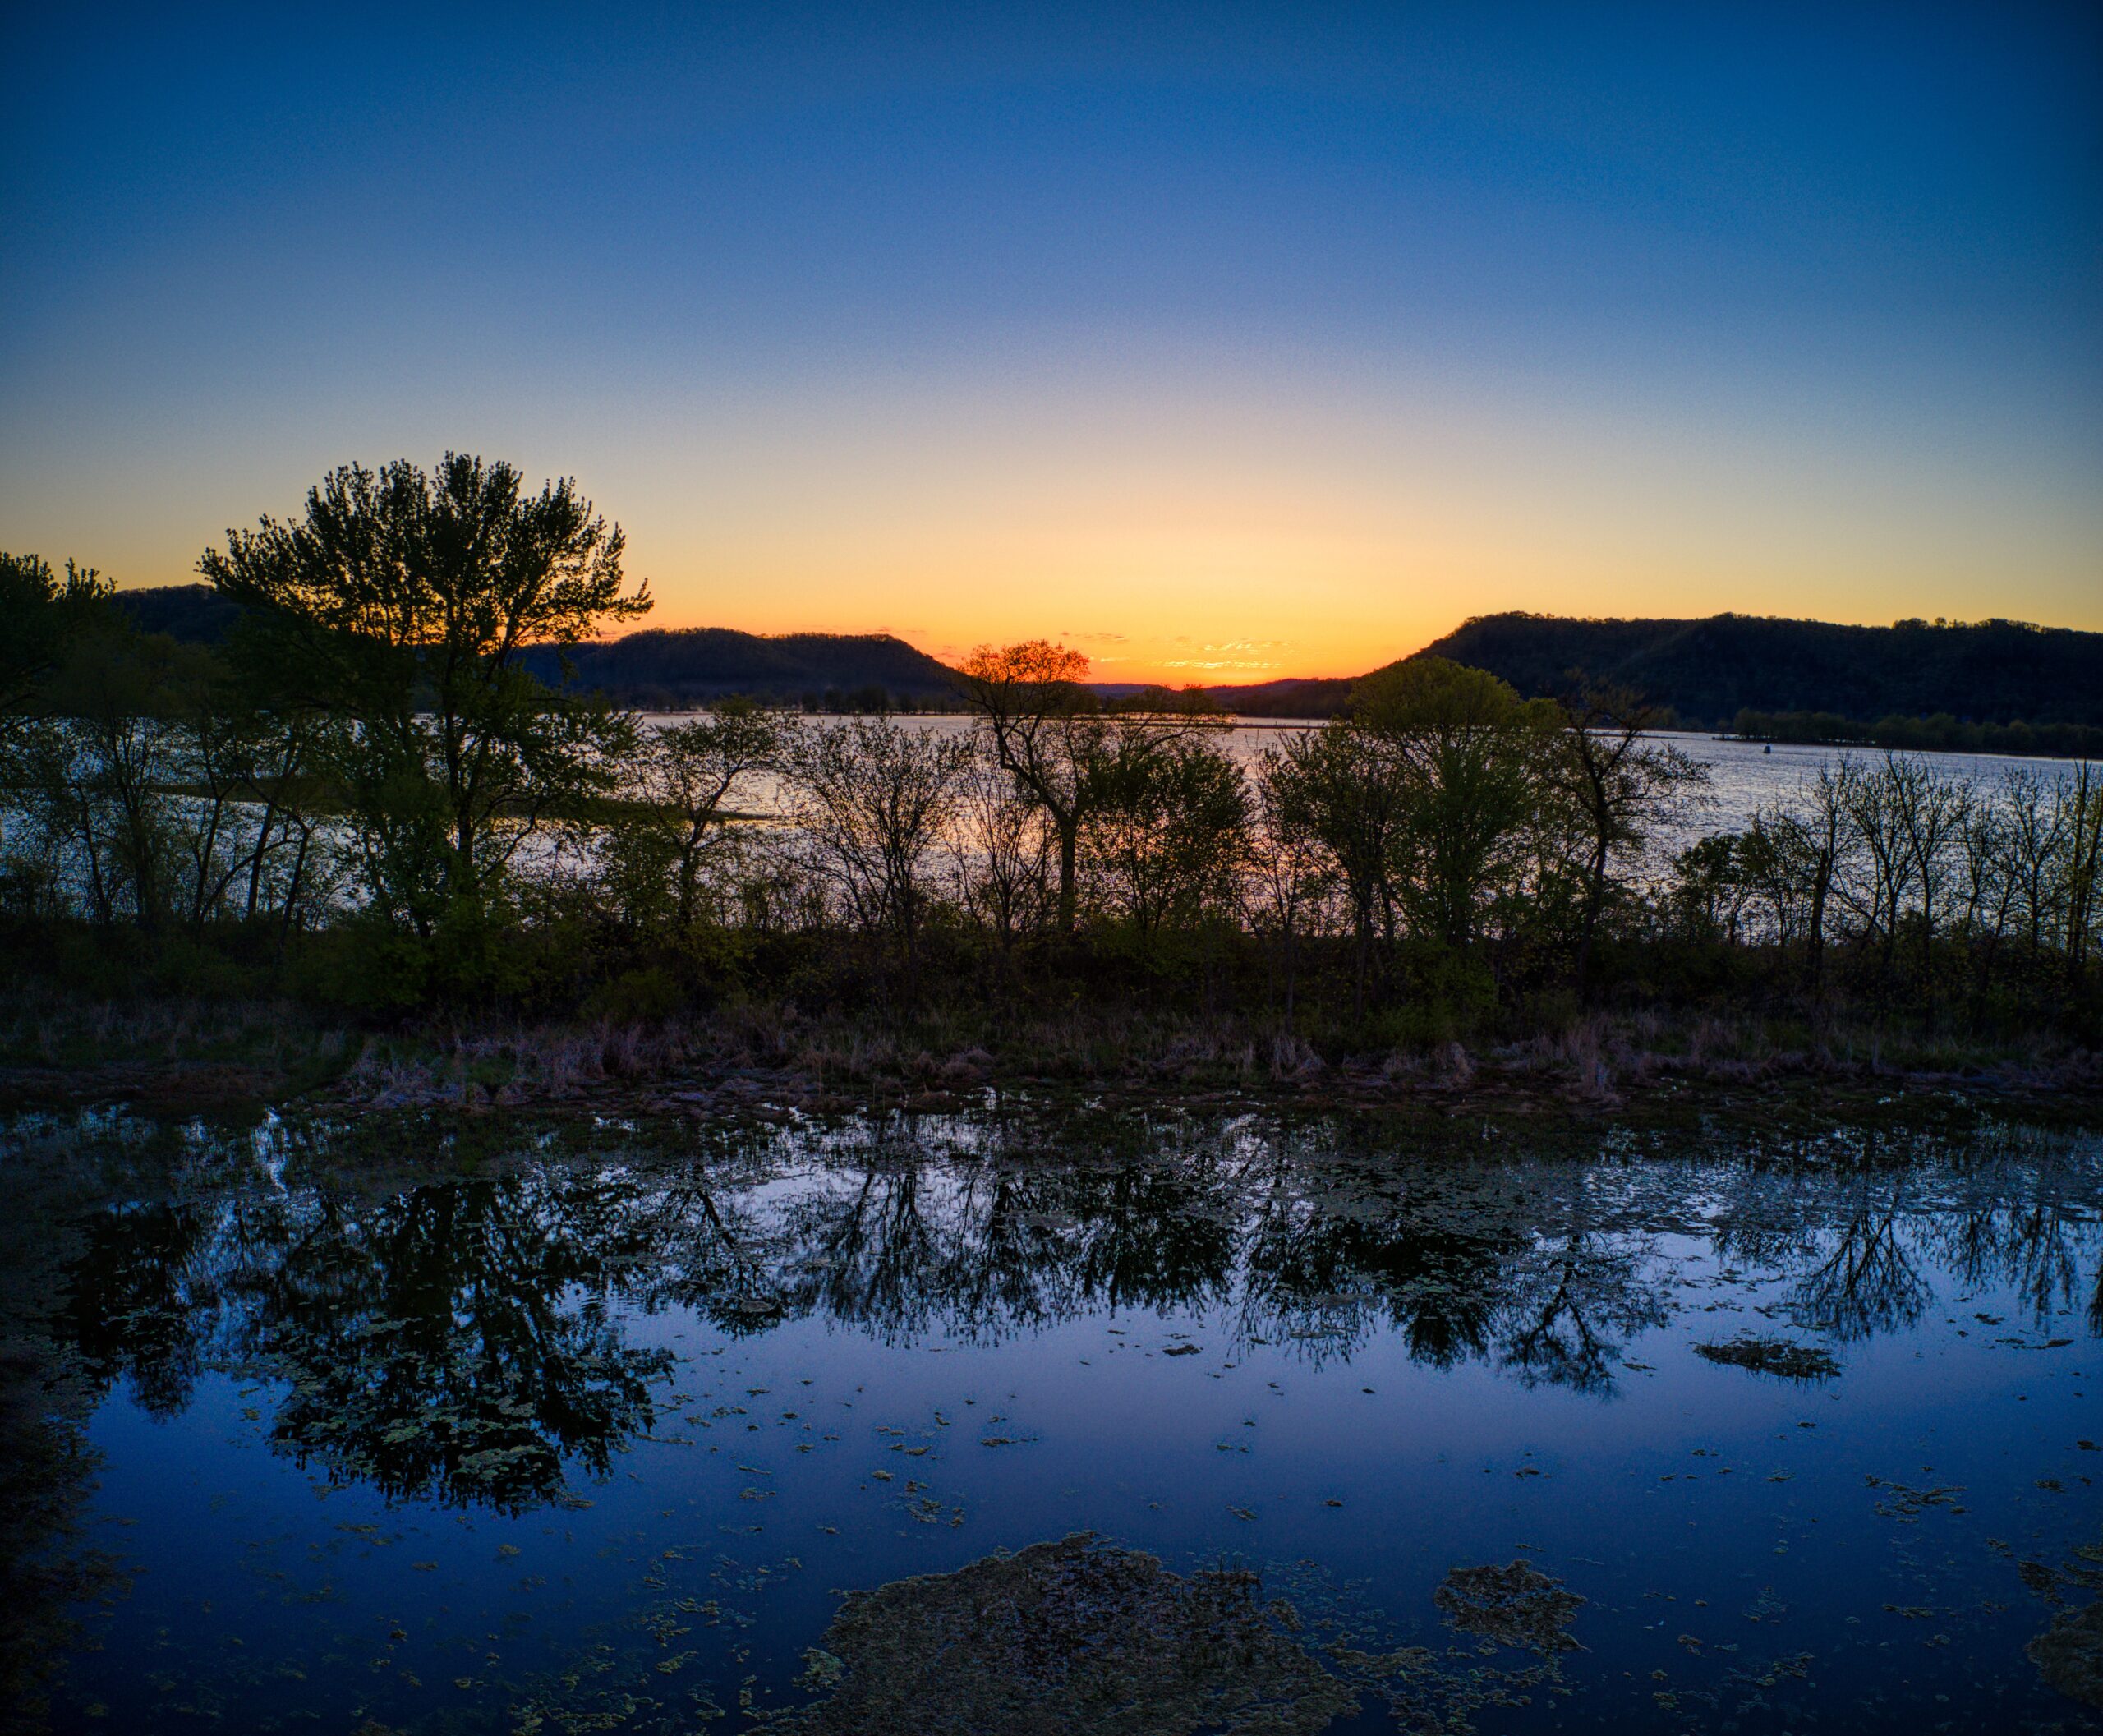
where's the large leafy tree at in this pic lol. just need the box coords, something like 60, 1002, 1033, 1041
200, 455, 651, 937
955, 641, 1225, 933
1261, 723, 1408, 1011
954, 641, 1105, 933
1084, 731, 1249, 942
0, 552, 112, 715
1352, 656, 1559, 950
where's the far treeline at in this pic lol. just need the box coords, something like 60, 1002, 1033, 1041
5, 454, 2102, 1061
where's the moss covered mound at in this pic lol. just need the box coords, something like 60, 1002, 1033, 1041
1433, 1560, 1588, 1657
1693, 1334, 1841, 1381
766, 1532, 1356, 1734
2029, 1599, 2103, 1710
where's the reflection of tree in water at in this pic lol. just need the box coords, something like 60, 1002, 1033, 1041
2, 1158, 134, 1724
1239, 1169, 1522, 1371
239, 1177, 674, 1511
1782, 1184, 1930, 1341
1708, 1167, 1932, 1342
1706, 1126, 2103, 1345
1055, 1163, 1238, 1318
57, 1173, 674, 1513
1928, 1170, 2090, 1328
633, 1153, 1246, 1349
638, 1178, 791, 1333
59, 1201, 223, 1418
1495, 1200, 1673, 1394
38, 1114, 2103, 1526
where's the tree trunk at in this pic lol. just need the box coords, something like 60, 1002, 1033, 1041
1056, 822, 1079, 934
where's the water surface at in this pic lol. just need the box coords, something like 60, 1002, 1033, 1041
7, 1106, 2101, 1733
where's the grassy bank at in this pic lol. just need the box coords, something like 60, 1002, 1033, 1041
5, 981, 2096, 1123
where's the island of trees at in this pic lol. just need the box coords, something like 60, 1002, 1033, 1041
5, 454, 2101, 1106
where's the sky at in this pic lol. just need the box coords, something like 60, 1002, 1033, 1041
2, 3, 2099, 683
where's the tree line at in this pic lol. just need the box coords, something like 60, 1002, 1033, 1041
1730, 708, 2103, 759
4, 454, 2100, 1041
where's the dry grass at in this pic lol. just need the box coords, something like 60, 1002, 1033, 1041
3, 983, 2096, 1115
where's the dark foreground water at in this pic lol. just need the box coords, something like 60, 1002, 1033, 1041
4, 1106, 2100, 1734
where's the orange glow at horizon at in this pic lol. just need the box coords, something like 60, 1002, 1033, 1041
51, 348, 2103, 688
563, 352, 2103, 687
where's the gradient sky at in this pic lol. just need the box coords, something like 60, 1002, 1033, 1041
3, 4, 2099, 682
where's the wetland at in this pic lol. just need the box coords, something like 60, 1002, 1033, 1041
3, 1103, 2101, 1734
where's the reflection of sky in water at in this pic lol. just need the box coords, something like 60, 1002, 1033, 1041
25, 1112, 2103, 1733
643, 711, 2087, 838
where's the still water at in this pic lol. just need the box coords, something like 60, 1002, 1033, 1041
7, 1107, 2101, 1733
665, 711, 2088, 845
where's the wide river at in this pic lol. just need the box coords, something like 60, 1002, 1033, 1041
660, 713, 2088, 842
7, 1104, 2100, 1733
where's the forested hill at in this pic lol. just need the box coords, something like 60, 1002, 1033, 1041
108, 586, 959, 707
111, 583, 243, 643
1209, 613, 2103, 727
517, 628, 959, 707
104, 589, 2103, 725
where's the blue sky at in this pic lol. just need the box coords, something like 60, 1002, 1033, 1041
3, 3, 2097, 675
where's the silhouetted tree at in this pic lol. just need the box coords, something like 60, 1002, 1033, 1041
200, 455, 651, 949
1542, 685, 1708, 990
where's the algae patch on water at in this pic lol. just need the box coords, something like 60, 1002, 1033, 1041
1691, 1334, 1840, 1382
759, 1532, 1356, 1734
2028, 1600, 2103, 1710
1433, 1560, 1587, 1657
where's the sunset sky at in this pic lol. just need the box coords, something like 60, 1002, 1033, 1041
3, 5, 2099, 683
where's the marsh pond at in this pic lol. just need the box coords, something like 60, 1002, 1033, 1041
4, 1105, 2100, 1734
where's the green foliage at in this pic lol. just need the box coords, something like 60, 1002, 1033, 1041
0, 551, 113, 712
784, 715, 973, 973
1351, 656, 1559, 949
586, 965, 686, 1025
199, 454, 651, 933
601, 701, 784, 935
1735, 707, 2103, 759
1378, 941, 1499, 1044
1084, 732, 1249, 942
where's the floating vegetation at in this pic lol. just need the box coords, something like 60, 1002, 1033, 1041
1866, 1476, 1967, 1521
1692, 1335, 1841, 1381
760, 1533, 1357, 1734
1433, 1560, 1587, 1658
2028, 1600, 2103, 1709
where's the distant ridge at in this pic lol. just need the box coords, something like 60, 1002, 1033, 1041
105, 588, 2103, 729
108, 586, 959, 707
518, 627, 959, 707
111, 583, 243, 643
1205, 612, 2103, 729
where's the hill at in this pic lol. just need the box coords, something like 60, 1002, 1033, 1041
106, 587, 959, 707
1208, 613, 2103, 728
1199, 675, 1355, 718
111, 583, 243, 643
102, 590, 2103, 729
517, 627, 959, 707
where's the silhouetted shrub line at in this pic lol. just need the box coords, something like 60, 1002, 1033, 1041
1728, 708, 2103, 760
